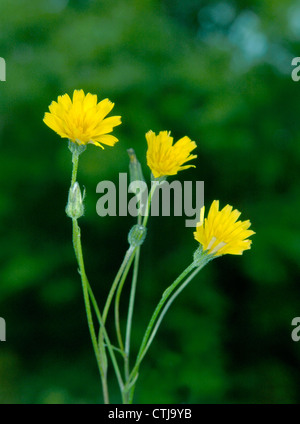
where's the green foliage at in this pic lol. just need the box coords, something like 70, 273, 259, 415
0, 0, 299, 404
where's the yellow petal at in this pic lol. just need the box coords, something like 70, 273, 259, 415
43, 90, 121, 148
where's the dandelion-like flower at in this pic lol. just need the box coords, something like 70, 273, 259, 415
43, 89, 121, 148
194, 200, 255, 256
146, 130, 197, 179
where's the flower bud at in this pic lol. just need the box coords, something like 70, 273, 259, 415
127, 148, 146, 193
66, 182, 85, 219
128, 224, 147, 247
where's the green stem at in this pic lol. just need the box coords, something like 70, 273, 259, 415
69, 150, 111, 402
142, 181, 158, 228
139, 265, 204, 367
96, 245, 136, 403
102, 247, 135, 325
89, 283, 125, 396
124, 246, 140, 380
72, 218, 110, 404
121, 182, 158, 403
124, 209, 143, 370
126, 257, 209, 402
128, 263, 195, 382
114, 248, 137, 351
69, 149, 111, 403
71, 150, 79, 186
98, 246, 135, 364
73, 219, 125, 398
69, 148, 124, 403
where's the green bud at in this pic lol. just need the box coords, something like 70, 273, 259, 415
66, 182, 85, 219
128, 224, 147, 247
127, 148, 146, 193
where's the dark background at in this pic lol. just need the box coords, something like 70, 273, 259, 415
0, 0, 300, 404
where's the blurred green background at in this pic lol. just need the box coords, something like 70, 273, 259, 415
0, 0, 300, 404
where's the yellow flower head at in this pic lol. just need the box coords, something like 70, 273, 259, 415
43, 89, 122, 148
146, 130, 197, 179
194, 200, 255, 256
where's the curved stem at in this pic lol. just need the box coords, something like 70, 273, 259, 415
102, 247, 135, 325
139, 265, 204, 368
124, 246, 140, 380
98, 246, 135, 377
126, 258, 209, 402
114, 248, 137, 351
124, 212, 142, 375
73, 219, 125, 397
72, 219, 110, 403
69, 151, 111, 403
136, 263, 196, 364
122, 182, 158, 402
69, 147, 127, 403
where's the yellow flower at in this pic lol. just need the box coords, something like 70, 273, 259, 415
194, 200, 255, 256
43, 89, 121, 148
146, 130, 197, 178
